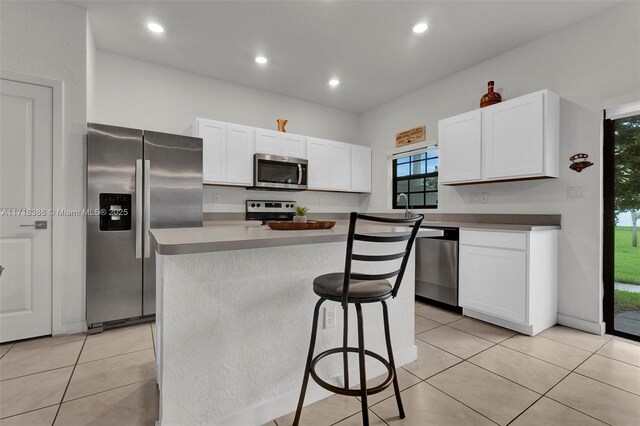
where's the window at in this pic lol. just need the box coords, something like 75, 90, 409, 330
392, 150, 438, 209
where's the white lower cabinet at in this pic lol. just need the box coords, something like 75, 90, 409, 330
459, 228, 558, 336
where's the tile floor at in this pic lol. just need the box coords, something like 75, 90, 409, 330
1, 302, 639, 426
0, 323, 158, 426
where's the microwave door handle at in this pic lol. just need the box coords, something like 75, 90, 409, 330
297, 164, 303, 185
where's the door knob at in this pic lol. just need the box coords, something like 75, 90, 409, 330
19, 221, 47, 229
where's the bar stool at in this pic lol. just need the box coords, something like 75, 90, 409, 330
293, 212, 424, 425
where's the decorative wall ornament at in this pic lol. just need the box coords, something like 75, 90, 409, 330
480, 80, 502, 108
395, 125, 426, 147
569, 153, 594, 172
276, 119, 288, 132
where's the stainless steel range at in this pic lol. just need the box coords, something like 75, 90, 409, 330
245, 200, 297, 224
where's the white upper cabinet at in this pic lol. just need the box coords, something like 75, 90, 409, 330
194, 119, 227, 184
483, 91, 545, 180
438, 110, 482, 184
281, 133, 307, 158
307, 137, 330, 190
255, 129, 280, 156
256, 129, 307, 159
438, 89, 559, 185
329, 141, 351, 191
194, 118, 370, 192
193, 118, 254, 186
307, 137, 357, 192
226, 124, 255, 185
351, 145, 372, 193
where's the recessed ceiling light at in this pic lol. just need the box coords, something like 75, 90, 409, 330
328, 79, 340, 87
147, 22, 164, 33
255, 56, 268, 64
412, 22, 428, 34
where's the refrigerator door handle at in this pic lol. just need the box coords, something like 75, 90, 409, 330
144, 159, 151, 258
135, 159, 143, 259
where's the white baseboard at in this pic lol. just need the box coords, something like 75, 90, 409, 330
557, 314, 605, 335
59, 321, 87, 336
210, 345, 418, 426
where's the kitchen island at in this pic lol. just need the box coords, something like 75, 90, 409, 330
150, 223, 439, 426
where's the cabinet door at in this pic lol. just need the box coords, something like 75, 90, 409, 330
281, 134, 307, 159
482, 92, 544, 180
307, 137, 329, 189
328, 141, 351, 191
438, 110, 481, 184
255, 129, 281, 155
459, 244, 527, 323
196, 119, 227, 183
226, 124, 255, 185
351, 145, 371, 192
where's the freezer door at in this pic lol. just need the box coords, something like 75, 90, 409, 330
86, 123, 143, 325
142, 131, 203, 315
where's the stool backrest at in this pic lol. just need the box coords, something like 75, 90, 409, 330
341, 212, 424, 307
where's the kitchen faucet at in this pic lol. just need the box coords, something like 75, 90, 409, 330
396, 193, 413, 218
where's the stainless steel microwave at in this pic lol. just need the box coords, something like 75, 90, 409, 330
252, 153, 308, 191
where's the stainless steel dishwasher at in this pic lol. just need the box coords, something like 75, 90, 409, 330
415, 227, 459, 307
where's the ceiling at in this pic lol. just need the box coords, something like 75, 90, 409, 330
75, 1, 616, 113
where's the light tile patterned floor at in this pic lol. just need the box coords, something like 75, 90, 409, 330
1, 303, 639, 426
0, 323, 157, 426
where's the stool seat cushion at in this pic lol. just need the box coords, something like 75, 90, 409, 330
313, 272, 392, 299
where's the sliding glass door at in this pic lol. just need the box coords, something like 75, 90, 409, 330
603, 113, 640, 340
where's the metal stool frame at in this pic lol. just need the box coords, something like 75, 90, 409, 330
293, 212, 424, 425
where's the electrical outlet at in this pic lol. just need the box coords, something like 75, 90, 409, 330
212, 194, 220, 203
324, 306, 336, 329
468, 192, 489, 204
567, 186, 583, 201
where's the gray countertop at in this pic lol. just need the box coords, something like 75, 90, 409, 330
150, 223, 442, 255
418, 220, 560, 231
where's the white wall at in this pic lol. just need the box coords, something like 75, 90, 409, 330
86, 14, 97, 122
94, 52, 367, 213
1, 0, 88, 333
359, 1, 640, 331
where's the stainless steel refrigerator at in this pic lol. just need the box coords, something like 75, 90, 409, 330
86, 123, 202, 331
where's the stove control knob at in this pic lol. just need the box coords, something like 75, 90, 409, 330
251, 203, 256, 208
257, 203, 261, 208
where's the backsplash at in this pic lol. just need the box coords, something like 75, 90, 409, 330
202, 185, 370, 214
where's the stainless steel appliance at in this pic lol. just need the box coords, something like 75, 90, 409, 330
86, 123, 203, 331
245, 200, 297, 224
252, 153, 308, 191
415, 227, 459, 306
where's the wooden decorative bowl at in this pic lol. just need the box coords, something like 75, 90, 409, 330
266, 220, 336, 230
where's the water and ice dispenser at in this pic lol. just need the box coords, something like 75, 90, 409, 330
99, 193, 132, 231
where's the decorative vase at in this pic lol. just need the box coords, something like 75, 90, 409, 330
277, 119, 288, 132
293, 215, 307, 223
480, 81, 502, 108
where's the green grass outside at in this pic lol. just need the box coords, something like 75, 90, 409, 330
615, 290, 640, 315
615, 226, 640, 284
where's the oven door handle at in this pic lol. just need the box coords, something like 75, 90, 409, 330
297, 164, 303, 185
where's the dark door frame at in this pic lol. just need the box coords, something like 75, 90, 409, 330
602, 113, 639, 341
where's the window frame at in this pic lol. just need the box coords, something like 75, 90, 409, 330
392, 150, 438, 210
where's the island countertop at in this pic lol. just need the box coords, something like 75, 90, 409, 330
150, 223, 441, 255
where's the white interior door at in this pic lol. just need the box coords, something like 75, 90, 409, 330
0, 79, 53, 343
